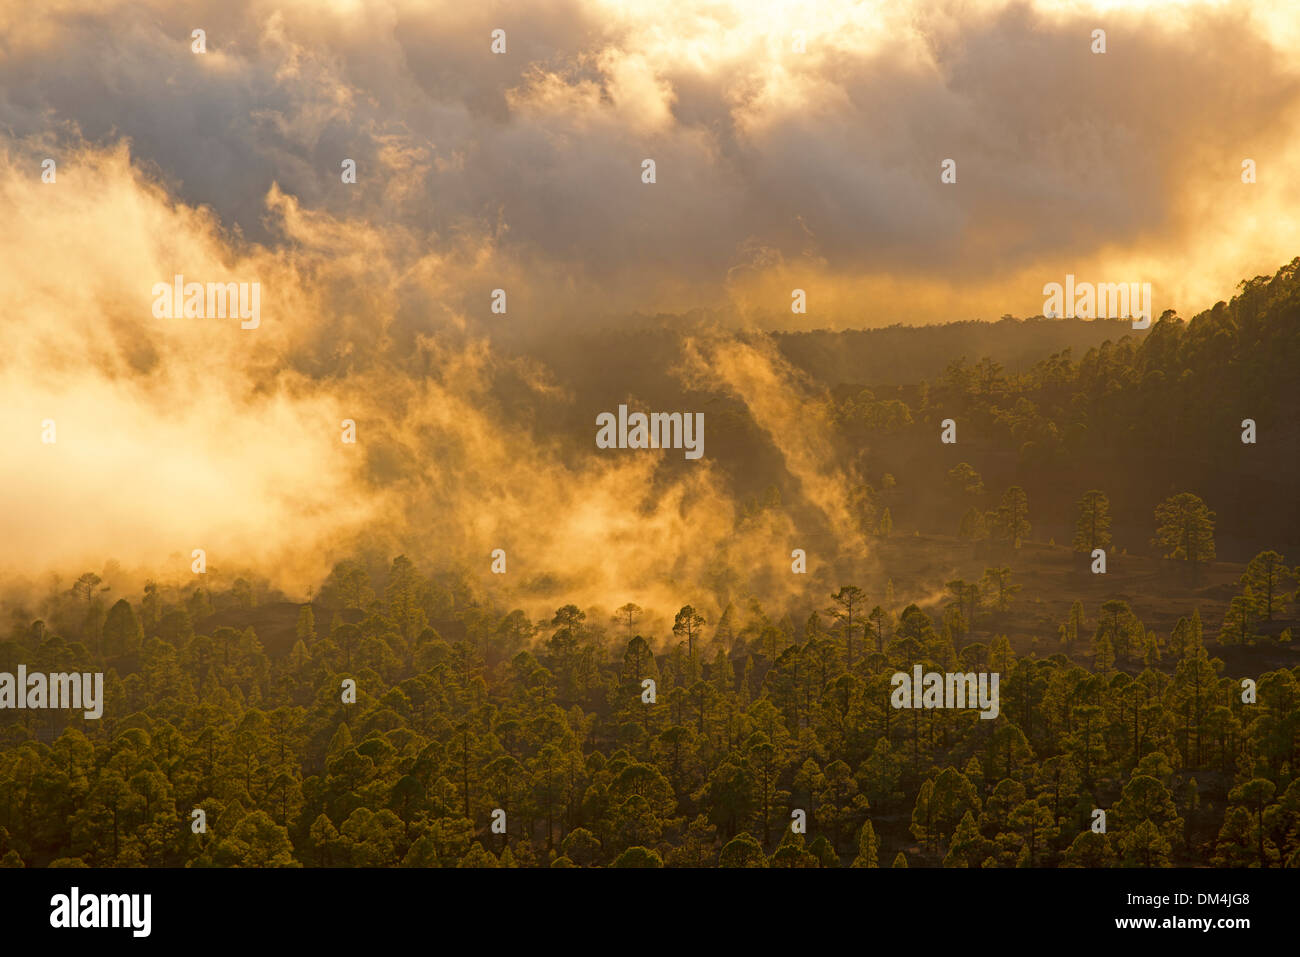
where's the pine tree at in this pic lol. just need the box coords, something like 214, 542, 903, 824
1219, 594, 1257, 645
1092, 633, 1115, 675
1095, 599, 1143, 663
995, 486, 1031, 547
1153, 492, 1216, 569
1061, 830, 1114, 867
850, 819, 880, 867
673, 605, 706, 667
980, 567, 1019, 613
1212, 807, 1257, 866
1120, 818, 1172, 867
1065, 601, 1084, 649
615, 602, 643, 640
1169, 615, 1193, 660
943, 810, 989, 867
1009, 798, 1057, 866
1239, 550, 1292, 621
101, 598, 144, 660
959, 506, 988, 541
911, 778, 937, 849
829, 586, 866, 669
1071, 490, 1113, 553
296, 603, 316, 643
1226, 778, 1277, 866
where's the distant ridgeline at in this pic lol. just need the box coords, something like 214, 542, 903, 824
822, 258, 1300, 559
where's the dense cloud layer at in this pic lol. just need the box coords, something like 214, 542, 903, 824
3, 0, 1297, 329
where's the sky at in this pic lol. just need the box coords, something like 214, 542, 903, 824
1, 0, 1297, 621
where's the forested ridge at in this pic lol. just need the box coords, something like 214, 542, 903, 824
2, 260, 1299, 869
830, 258, 1300, 557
